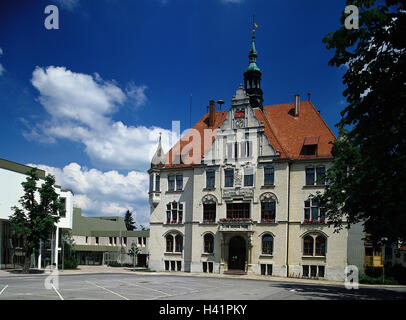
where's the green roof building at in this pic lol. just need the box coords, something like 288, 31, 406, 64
71, 208, 149, 266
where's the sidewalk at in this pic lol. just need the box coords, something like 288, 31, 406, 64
1, 265, 405, 289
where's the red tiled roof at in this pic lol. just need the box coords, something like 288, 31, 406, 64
263, 101, 336, 159
161, 101, 335, 168
164, 111, 228, 168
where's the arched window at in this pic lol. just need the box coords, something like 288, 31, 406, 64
315, 236, 326, 256
262, 234, 274, 255
175, 234, 183, 253
166, 235, 173, 252
204, 234, 214, 253
303, 236, 314, 256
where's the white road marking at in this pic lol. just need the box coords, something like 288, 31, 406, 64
51, 284, 64, 300
86, 281, 129, 300
119, 280, 172, 297
0, 285, 8, 295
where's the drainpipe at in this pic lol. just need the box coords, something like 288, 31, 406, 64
286, 161, 291, 277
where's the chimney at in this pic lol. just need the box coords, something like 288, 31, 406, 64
294, 94, 300, 117
307, 92, 311, 102
209, 100, 216, 127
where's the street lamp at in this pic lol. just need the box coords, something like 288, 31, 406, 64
381, 237, 388, 284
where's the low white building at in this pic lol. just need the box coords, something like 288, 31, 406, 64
0, 158, 73, 270
148, 31, 364, 281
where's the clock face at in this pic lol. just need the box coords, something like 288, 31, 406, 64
235, 118, 244, 128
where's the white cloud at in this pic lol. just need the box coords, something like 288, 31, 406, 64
0, 47, 5, 76
28, 162, 151, 226
27, 66, 176, 171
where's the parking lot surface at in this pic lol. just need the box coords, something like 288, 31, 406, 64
0, 273, 405, 300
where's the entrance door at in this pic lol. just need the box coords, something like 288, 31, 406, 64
228, 236, 246, 271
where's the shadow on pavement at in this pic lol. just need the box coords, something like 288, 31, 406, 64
270, 282, 406, 300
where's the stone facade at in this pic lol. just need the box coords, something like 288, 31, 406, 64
148, 85, 364, 281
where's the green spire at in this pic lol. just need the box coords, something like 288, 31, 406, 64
245, 18, 261, 73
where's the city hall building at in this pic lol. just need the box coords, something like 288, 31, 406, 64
148, 30, 364, 281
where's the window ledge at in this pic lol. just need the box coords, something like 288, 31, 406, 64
164, 252, 182, 255
165, 223, 184, 226
201, 253, 214, 256
200, 222, 217, 225
259, 254, 274, 258
166, 190, 183, 194
302, 255, 326, 259
303, 185, 326, 189
261, 185, 275, 189
257, 221, 278, 225
203, 187, 216, 191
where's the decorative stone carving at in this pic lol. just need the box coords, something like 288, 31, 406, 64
202, 194, 218, 204
223, 188, 254, 200
234, 169, 242, 187
259, 192, 278, 203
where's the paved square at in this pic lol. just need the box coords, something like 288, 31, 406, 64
0, 273, 405, 300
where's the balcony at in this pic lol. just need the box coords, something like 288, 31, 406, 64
218, 218, 253, 232
149, 191, 161, 206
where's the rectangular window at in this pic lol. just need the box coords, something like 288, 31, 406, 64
176, 175, 183, 190
168, 175, 175, 191
244, 174, 253, 186
264, 167, 274, 186
303, 265, 309, 277
225, 169, 234, 187
109, 237, 113, 245
261, 201, 276, 221
208, 262, 213, 273
138, 237, 142, 245
177, 261, 181, 271
267, 264, 273, 276
261, 264, 266, 275
226, 203, 250, 219
171, 261, 175, 271
165, 261, 169, 271
95, 237, 99, 245
155, 175, 160, 191
166, 209, 171, 224
203, 204, 216, 222
318, 266, 325, 278
311, 265, 317, 277
203, 262, 207, 273
59, 198, 66, 217
206, 171, 215, 188
123, 237, 127, 246
306, 167, 315, 185
316, 167, 326, 185
143, 237, 146, 246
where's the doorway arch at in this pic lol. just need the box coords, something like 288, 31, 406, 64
228, 236, 246, 271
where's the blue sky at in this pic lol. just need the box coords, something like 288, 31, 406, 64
0, 0, 348, 225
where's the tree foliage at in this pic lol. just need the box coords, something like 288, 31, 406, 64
124, 209, 136, 231
9, 169, 62, 273
316, 0, 406, 245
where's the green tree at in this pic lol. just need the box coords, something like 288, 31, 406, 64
124, 210, 136, 231
316, 0, 406, 245
9, 169, 62, 273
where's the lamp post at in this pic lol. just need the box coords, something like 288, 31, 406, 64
381, 237, 388, 284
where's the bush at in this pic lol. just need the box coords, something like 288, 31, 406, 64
385, 264, 406, 285
359, 274, 398, 285
364, 266, 383, 278
107, 262, 133, 267
58, 257, 78, 270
